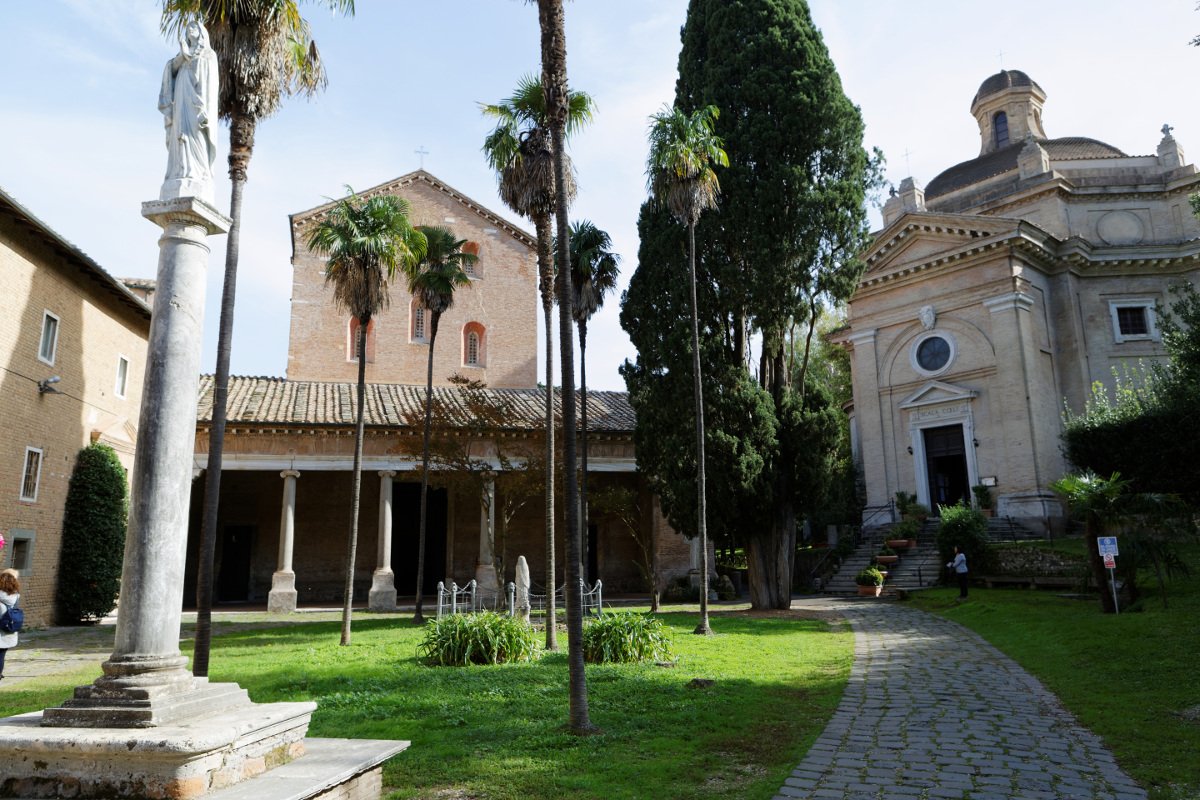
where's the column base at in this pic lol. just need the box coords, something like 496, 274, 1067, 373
474, 563, 499, 596
3, 700, 317, 799
41, 674, 250, 729
368, 569, 397, 612
268, 570, 298, 614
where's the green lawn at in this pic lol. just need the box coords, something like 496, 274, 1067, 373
911, 544, 1200, 800
0, 610, 852, 800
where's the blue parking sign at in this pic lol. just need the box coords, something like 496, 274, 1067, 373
1098, 536, 1119, 557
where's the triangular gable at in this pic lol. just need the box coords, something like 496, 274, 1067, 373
289, 169, 535, 249
898, 380, 977, 410
91, 417, 137, 456
863, 212, 1021, 278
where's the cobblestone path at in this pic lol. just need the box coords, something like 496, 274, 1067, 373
775, 601, 1146, 800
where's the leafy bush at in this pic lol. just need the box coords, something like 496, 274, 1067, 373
854, 567, 884, 586
878, 545, 896, 556
890, 518, 921, 539
56, 443, 127, 624
972, 484, 993, 509
936, 501, 994, 575
582, 612, 673, 663
417, 612, 540, 666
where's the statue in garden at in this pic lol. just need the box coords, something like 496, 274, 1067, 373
515, 555, 531, 624
158, 19, 218, 203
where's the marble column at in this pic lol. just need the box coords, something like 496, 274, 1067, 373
268, 470, 301, 613
368, 470, 398, 611
43, 197, 248, 728
474, 472, 499, 593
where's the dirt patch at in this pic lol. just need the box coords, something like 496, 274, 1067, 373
1178, 705, 1200, 723
711, 607, 844, 624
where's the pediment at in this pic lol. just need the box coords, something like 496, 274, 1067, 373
91, 417, 137, 455
864, 213, 1022, 277
898, 381, 977, 409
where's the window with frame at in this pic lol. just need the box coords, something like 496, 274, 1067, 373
115, 355, 130, 398
462, 322, 486, 367
1108, 300, 1158, 343
39, 310, 60, 365
20, 447, 43, 502
347, 317, 376, 362
462, 241, 481, 278
5, 530, 34, 574
412, 303, 427, 343
993, 111, 1010, 149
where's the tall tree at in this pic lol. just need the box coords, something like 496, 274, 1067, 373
481, 75, 592, 650
645, 104, 727, 634
534, 0, 596, 735
161, 0, 353, 674
565, 220, 620, 577
406, 226, 474, 624
306, 189, 426, 645
624, 0, 879, 609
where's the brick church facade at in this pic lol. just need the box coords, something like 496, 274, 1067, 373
186, 171, 694, 609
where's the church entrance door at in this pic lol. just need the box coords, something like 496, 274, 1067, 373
922, 424, 969, 509
393, 482, 448, 596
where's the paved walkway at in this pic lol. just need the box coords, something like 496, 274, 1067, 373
776, 599, 1146, 800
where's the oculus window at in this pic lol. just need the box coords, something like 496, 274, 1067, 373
911, 332, 956, 376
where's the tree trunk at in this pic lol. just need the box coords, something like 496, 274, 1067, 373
687, 220, 712, 635
193, 113, 255, 676
745, 520, 794, 609
341, 315, 369, 645
579, 319, 589, 582
538, 0, 595, 735
534, 211, 558, 651
796, 293, 820, 399
414, 314, 440, 623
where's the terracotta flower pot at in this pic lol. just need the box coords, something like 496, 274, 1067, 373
886, 539, 911, 550
857, 584, 882, 597
875, 555, 900, 566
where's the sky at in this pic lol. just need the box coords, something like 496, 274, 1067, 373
3, 0, 1200, 391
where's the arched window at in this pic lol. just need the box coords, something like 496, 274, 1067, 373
462, 241, 481, 277
411, 301, 427, 343
993, 111, 1009, 149
347, 317, 376, 363
462, 322, 486, 367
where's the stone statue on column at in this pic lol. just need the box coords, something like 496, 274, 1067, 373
159, 19, 218, 204
514, 555, 531, 624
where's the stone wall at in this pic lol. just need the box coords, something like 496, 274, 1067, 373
991, 543, 1085, 577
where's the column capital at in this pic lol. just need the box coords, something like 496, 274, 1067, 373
983, 291, 1035, 313
378, 469, 397, 479
280, 469, 300, 479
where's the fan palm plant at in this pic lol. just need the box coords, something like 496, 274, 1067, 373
406, 226, 475, 624
306, 189, 425, 645
160, 0, 354, 673
646, 104, 728, 636
565, 220, 620, 575
481, 74, 592, 650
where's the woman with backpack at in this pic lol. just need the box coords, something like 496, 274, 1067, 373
0, 569, 20, 681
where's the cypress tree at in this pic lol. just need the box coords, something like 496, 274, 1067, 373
56, 443, 128, 624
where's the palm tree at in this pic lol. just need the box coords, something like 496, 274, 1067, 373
534, 0, 598, 736
406, 226, 475, 624
565, 220, 620, 578
481, 74, 592, 651
161, 0, 353, 674
646, 104, 728, 636
306, 189, 426, 645
1050, 472, 1130, 614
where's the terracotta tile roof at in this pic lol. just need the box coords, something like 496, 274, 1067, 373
926, 137, 1130, 199
198, 375, 636, 433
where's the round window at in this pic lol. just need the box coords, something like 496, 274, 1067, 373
915, 335, 951, 373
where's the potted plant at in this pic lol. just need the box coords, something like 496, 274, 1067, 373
972, 484, 994, 517
887, 518, 921, 550
855, 566, 885, 597
874, 545, 899, 566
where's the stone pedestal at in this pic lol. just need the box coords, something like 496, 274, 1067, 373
268, 571, 298, 614
368, 569, 398, 612
368, 471, 398, 611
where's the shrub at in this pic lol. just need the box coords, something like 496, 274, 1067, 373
417, 612, 540, 666
936, 501, 994, 575
890, 518, 921, 540
972, 484, 993, 510
582, 612, 673, 663
878, 546, 896, 556
855, 567, 884, 586
56, 443, 128, 624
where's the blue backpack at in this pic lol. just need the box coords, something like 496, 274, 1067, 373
0, 600, 22, 634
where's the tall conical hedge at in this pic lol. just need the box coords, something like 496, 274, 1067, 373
56, 443, 127, 624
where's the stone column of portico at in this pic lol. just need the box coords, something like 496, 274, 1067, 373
474, 472, 499, 594
846, 329, 890, 521
268, 470, 301, 613
369, 470, 398, 611
42, 198, 250, 728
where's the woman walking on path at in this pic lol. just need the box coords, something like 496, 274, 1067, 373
947, 545, 969, 599
0, 570, 20, 681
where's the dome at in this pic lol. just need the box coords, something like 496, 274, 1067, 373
925, 137, 1128, 199
972, 70, 1044, 108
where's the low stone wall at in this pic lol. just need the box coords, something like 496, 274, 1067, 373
991, 544, 1085, 577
